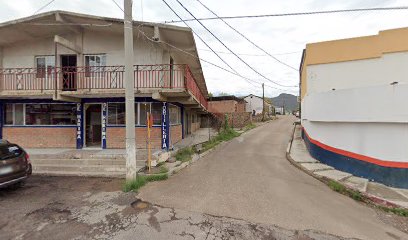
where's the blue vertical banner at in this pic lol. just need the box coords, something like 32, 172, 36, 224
102, 102, 107, 149
161, 102, 170, 150
76, 103, 83, 149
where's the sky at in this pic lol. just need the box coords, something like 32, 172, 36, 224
1, 0, 408, 98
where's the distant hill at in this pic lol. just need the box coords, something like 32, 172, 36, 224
270, 93, 299, 113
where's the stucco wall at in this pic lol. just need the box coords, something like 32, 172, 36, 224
244, 96, 263, 114
306, 52, 408, 95
1, 29, 174, 68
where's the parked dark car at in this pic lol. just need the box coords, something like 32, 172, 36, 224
0, 140, 31, 188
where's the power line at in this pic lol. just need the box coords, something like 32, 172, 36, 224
174, 0, 297, 87
198, 48, 301, 56
160, 0, 252, 86
110, 0, 295, 91
33, 0, 57, 15
196, 0, 298, 71
165, 6, 408, 23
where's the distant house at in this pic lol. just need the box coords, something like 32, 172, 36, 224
208, 96, 246, 113
274, 106, 285, 115
243, 94, 272, 115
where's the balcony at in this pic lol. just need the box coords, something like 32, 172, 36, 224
0, 64, 208, 110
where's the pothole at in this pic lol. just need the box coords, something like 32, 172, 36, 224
131, 199, 150, 210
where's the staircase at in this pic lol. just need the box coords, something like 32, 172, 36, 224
30, 149, 169, 178
31, 152, 141, 178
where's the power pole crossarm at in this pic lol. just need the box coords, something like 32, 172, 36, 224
124, 0, 137, 180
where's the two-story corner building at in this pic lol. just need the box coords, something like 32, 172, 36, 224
300, 27, 408, 188
0, 11, 208, 151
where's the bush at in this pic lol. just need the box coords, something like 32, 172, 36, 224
175, 147, 194, 162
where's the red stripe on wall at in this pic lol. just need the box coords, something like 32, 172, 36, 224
302, 128, 408, 169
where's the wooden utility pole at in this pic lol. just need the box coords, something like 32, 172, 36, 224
262, 83, 265, 121
124, 0, 137, 180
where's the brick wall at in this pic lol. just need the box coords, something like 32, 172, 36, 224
106, 127, 162, 149
3, 127, 76, 148
170, 124, 182, 146
208, 100, 236, 113
236, 102, 246, 112
217, 112, 252, 128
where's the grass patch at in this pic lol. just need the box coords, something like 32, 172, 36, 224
159, 165, 169, 174
328, 180, 363, 201
123, 173, 168, 192
175, 147, 194, 162
243, 123, 256, 132
202, 127, 240, 152
379, 206, 408, 217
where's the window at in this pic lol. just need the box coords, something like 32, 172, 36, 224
4, 104, 24, 125
25, 104, 76, 125
107, 103, 138, 125
151, 103, 162, 125
108, 103, 126, 125
35, 56, 55, 78
4, 104, 13, 125
85, 54, 106, 77
14, 104, 24, 125
139, 103, 149, 126
0, 144, 23, 160
169, 104, 181, 125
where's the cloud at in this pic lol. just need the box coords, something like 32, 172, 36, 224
0, 0, 407, 97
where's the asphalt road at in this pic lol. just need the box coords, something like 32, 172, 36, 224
139, 116, 408, 240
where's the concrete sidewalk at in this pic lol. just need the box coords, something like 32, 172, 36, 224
288, 125, 408, 209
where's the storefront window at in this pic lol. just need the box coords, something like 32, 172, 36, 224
4, 104, 14, 125
151, 103, 162, 125
14, 104, 24, 125
169, 104, 181, 125
108, 103, 126, 125
107, 103, 138, 125
139, 103, 149, 126
25, 104, 76, 125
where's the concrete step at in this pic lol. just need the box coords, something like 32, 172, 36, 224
30, 159, 126, 166
33, 164, 126, 173
34, 170, 126, 178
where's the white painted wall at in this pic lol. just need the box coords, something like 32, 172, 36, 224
244, 95, 263, 114
302, 120, 408, 162
306, 52, 408, 94
302, 51, 408, 163
1, 29, 173, 68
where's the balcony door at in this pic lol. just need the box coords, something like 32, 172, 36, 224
61, 55, 77, 91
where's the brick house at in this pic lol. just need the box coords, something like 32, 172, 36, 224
0, 11, 208, 150
207, 96, 246, 113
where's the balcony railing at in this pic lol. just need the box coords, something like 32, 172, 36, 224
0, 64, 208, 109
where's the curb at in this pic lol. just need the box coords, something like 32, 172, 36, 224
285, 126, 406, 210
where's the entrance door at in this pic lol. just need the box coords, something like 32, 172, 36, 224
61, 55, 77, 91
169, 57, 174, 88
85, 104, 102, 147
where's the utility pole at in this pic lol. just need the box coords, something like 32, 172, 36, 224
262, 83, 265, 121
124, 0, 137, 180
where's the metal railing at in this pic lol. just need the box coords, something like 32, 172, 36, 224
0, 64, 208, 109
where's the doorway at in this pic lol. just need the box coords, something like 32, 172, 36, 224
85, 104, 102, 148
61, 55, 77, 91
